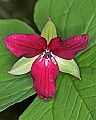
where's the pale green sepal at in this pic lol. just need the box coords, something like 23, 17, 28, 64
41, 17, 57, 43
55, 56, 81, 79
8, 55, 39, 75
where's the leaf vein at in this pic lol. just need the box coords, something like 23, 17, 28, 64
67, 94, 78, 120
71, 79, 94, 119
62, 85, 72, 112
79, 84, 96, 91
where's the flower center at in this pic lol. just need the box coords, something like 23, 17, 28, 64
39, 48, 57, 67
44, 49, 52, 59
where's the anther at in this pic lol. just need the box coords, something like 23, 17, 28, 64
39, 52, 45, 62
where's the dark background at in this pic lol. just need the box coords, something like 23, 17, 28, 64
0, 0, 38, 31
0, 0, 37, 120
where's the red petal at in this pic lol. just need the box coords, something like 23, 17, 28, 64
4, 34, 47, 58
48, 34, 88, 60
31, 56, 59, 100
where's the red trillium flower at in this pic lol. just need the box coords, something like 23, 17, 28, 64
4, 34, 88, 100
3, 19, 88, 100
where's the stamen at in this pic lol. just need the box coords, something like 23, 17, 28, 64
41, 52, 45, 57
51, 57, 57, 65
39, 52, 45, 62
39, 57, 43, 62
51, 52, 55, 57
45, 59, 48, 67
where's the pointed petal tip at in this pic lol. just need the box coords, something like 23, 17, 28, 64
48, 17, 53, 21
39, 94, 43, 99
8, 70, 19, 75
39, 94, 49, 100
8, 70, 12, 74
78, 76, 81, 80
82, 34, 88, 42
48, 17, 51, 20
77, 74, 81, 80
44, 98, 49, 100
48, 17, 53, 23
76, 70, 81, 80
83, 34, 88, 37
8, 70, 16, 75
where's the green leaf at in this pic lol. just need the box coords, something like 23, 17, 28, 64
41, 17, 57, 43
19, 67, 96, 120
0, 75, 35, 112
19, 97, 54, 120
55, 56, 80, 79
0, 19, 36, 111
53, 67, 96, 120
9, 56, 39, 75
